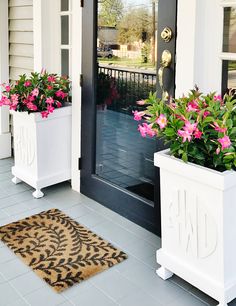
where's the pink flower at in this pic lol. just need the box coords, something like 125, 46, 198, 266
47, 85, 53, 90
184, 121, 197, 134
5, 85, 11, 92
47, 75, 56, 83
24, 81, 31, 87
41, 111, 49, 118
136, 100, 146, 105
32, 88, 39, 97
203, 111, 210, 118
187, 100, 199, 112
178, 129, 192, 143
56, 101, 62, 108
156, 114, 167, 129
133, 110, 145, 121
213, 122, 227, 134
47, 105, 55, 113
138, 123, 156, 138
216, 148, 220, 155
218, 136, 231, 150
27, 102, 37, 111
55, 90, 67, 99
0, 95, 11, 106
46, 97, 54, 104
214, 95, 222, 102
27, 95, 35, 102
10, 94, 19, 104
194, 128, 203, 139
9, 104, 17, 111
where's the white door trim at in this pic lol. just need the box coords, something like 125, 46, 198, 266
71, 0, 82, 192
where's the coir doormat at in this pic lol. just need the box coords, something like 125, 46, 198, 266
0, 208, 127, 292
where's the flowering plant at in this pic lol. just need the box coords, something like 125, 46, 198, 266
134, 87, 236, 172
97, 72, 119, 106
0, 71, 70, 118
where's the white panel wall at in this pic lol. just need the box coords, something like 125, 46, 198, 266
9, 0, 34, 80
176, 0, 223, 96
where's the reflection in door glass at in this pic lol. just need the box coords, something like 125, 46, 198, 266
222, 60, 236, 98
223, 7, 236, 53
96, 0, 158, 202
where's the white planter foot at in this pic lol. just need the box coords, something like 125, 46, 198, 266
156, 266, 173, 280
12, 176, 22, 184
217, 303, 228, 306
32, 189, 44, 199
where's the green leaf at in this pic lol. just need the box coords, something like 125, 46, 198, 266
226, 119, 233, 129
164, 128, 175, 137
182, 152, 188, 162
203, 116, 215, 124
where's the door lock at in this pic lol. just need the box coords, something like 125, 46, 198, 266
158, 50, 172, 101
161, 27, 173, 43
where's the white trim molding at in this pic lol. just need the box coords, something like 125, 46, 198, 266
0, 0, 11, 159
71, 0, 82, 192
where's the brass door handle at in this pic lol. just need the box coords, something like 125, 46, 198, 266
158, 50, 172, 100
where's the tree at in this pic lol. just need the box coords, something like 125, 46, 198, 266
117, 8, 152, 45
98, 0, 124, 27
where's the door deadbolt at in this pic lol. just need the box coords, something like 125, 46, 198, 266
161, 27, 173, 43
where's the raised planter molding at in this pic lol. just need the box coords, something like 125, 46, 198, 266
155, 150, 236, 306
11, 105, 72, 198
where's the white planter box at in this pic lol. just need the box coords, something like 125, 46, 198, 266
11, 105, 72, 198
154, 149, 236, 306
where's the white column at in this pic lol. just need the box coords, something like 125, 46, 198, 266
71, 0, 82, 192
33, 0, 61, 73
175, 0, 222, 96
0, 0, 11, 159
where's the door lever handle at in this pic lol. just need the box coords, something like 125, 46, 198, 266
158, 50, 172, 100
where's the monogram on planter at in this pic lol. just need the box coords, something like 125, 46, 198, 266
134, 88, 236, 306
0, 71, 71, 198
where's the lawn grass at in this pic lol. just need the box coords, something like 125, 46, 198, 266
98, 57, 155, 69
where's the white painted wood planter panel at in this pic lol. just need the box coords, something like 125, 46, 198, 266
9, 20, 33, 31
154, 150, 236, 306
10, 55, 33, 70
9, 43, 33, 57
11, 105, 72, 197
10, 67, 32, 80
9, 6, 33, 20
9, 31, 33, 44
9, 0, 33, 7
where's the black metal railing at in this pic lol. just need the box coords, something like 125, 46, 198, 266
98, 64, 156, 114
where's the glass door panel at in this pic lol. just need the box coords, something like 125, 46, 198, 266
96, 0, 158, 202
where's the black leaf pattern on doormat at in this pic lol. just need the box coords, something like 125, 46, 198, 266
0, 208, 128, 292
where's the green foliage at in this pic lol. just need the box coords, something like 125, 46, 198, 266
141, 43, 151, 63
117, 8, 152, 44
136, 88, 236, 172
98, 0, 124, 27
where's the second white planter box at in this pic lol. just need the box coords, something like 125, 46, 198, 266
11, 105, 72, 198
154, 149, 236, 306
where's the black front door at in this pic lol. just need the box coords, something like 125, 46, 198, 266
81, 0, 177, 235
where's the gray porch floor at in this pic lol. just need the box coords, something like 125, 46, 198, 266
0, 158, 234, 306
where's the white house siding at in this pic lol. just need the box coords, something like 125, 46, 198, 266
9, 0, 34, 81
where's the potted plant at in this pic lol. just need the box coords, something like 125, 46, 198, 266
134, 87, 236, 306
97, 71, 119, 110
0, 71, 72, 198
